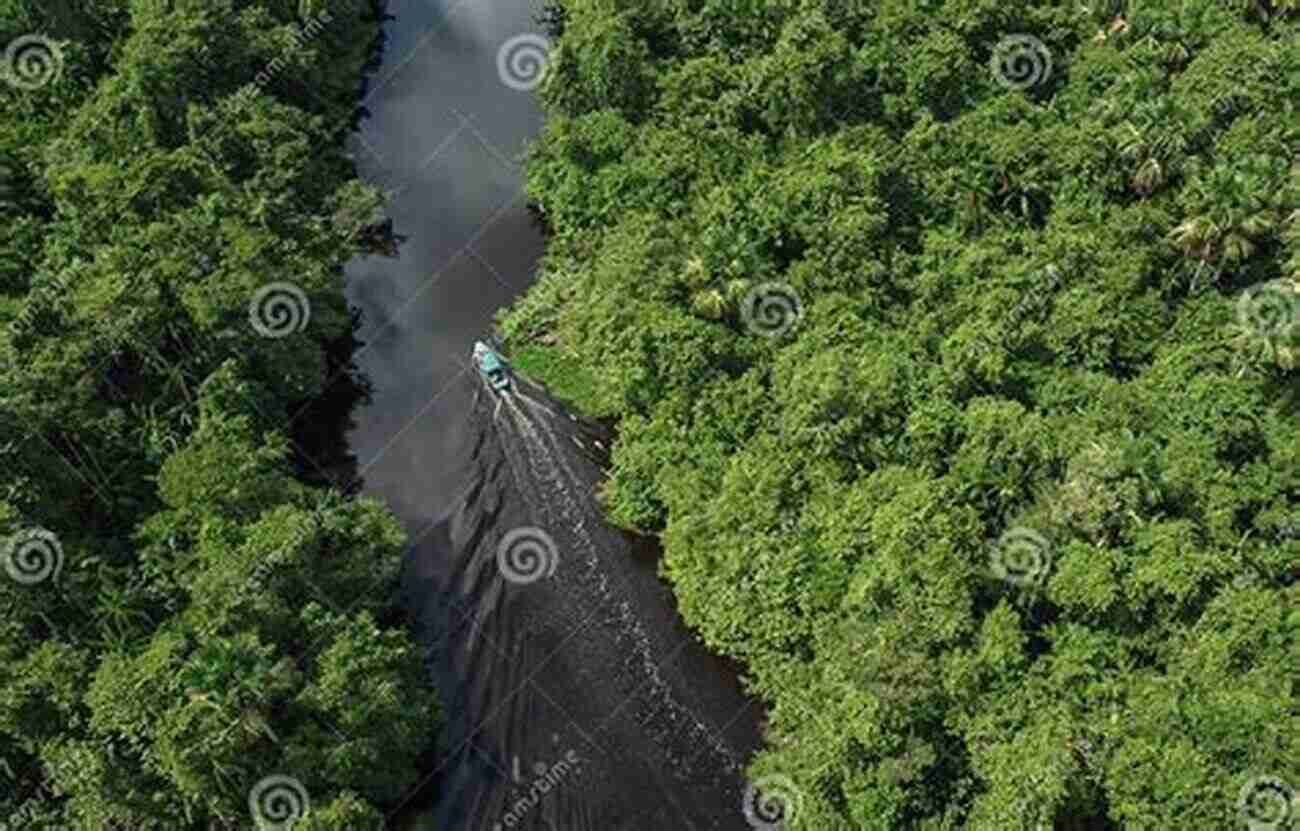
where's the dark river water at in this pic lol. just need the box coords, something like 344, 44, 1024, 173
343, 0, 545, 526
341, 2, 764, 829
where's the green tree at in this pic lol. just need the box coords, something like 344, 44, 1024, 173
0, 1, 440, 827
504, 1, 1300, 827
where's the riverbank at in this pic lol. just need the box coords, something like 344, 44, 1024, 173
338, 0, 766, 827
0, 2, 442, 827
495, 2, 1300, 828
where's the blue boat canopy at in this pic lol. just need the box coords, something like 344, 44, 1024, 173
473, 341, 510, 390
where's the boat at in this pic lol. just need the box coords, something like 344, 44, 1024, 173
472, 340, 511, 391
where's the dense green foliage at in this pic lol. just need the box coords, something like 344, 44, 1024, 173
505, 1, 1300, 827
1, 1, 437, 828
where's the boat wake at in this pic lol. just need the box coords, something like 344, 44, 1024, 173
404, 369, 761, 830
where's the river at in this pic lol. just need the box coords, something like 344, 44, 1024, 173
341, 1, 765, 829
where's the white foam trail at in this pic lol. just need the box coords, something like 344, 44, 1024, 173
506, 392, 739, 773
503, 394, 565, 529
513, 387, 559, 420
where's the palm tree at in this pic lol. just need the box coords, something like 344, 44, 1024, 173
1116, 98, 1189, 197
1168, 158, 1276, 267
94, 573, 152, 650
1167, 215, 1223, 263
953, 162, 996, 234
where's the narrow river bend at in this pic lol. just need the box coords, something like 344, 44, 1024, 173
341, 2, 764, 829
